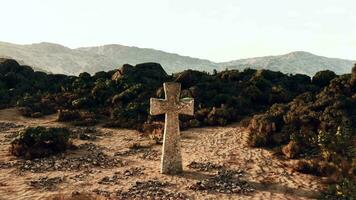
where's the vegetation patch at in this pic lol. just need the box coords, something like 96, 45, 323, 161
10, 126, 71, 159
248, 65, 356, 199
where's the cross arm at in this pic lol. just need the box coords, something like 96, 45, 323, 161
150, 98, 167, 115
178, 98, 194, 116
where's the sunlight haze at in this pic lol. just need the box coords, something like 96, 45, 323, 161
0, 0, 355, 62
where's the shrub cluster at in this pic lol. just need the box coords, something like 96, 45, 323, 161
10, 126, 71, 159
248, 70, 356, 198
0, 58, 322, 130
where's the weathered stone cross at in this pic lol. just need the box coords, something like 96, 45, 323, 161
150, 82, 194, 174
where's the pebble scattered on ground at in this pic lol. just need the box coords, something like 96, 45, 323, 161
187, 161, 224, 172
18, 143, 124, 173
98, 174, 120, 185
28, 176, 64, 191
140, 149, 160, 161
0, 161, 17, 169
0, 122, 23, 142
114, 145, 148, 157
0, 122, 22, 132
92, 188, 112, 197
69, 170, 94, 182
122, 167, 145, 178
70, 127, 103, 141
189, 169, 254, 195
98, 167, 145, 185
116, 180, 190, 200
115, 144, 160, 161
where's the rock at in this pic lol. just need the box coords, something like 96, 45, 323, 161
111, 64, 134, 81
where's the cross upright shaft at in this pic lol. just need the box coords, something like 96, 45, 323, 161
150, 82, 194, 174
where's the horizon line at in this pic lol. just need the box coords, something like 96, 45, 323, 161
0, 40, 355, 63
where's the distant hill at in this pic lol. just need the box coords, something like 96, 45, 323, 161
219, 51, 354, 75
0, 42, 216, 75
0, 41, 354, 76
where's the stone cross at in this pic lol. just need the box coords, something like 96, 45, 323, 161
150, 82, 194, 174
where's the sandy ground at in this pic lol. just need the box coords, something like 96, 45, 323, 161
0, 108, 324, 200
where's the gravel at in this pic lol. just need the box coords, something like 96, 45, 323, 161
0, 161, 18, 169
18, 143, 124, 173
70, 127, 104, 141
98, 175, 120, 185
115, 145, 159, 161
98, 167, 145, 185
0, 122, 22, 132
187, 161, 224, 172
29, 176, 64, 191
92, 189, 112, 197
140, 149, 160, 161
189, 169, 254, 195
116, 180, 190, 200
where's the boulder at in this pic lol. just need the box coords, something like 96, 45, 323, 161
111, 64, 134, 81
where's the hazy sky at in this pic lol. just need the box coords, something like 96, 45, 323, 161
0, 0, 355, 62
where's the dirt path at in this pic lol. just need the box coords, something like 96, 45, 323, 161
0, 108, 324, 200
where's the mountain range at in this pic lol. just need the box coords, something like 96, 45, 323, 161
0, 41, 354, 76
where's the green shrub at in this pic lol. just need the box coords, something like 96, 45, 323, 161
10, 127, 71, 159
312, 70, 337, 87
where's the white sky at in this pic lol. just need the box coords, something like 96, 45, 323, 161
0, 0, 355, 62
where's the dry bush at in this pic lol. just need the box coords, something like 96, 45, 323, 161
10, 126, 71, 159
141, 121, 164, 144
282, 141, 301, 159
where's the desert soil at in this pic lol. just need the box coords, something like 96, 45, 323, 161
0, 108, 324, 200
